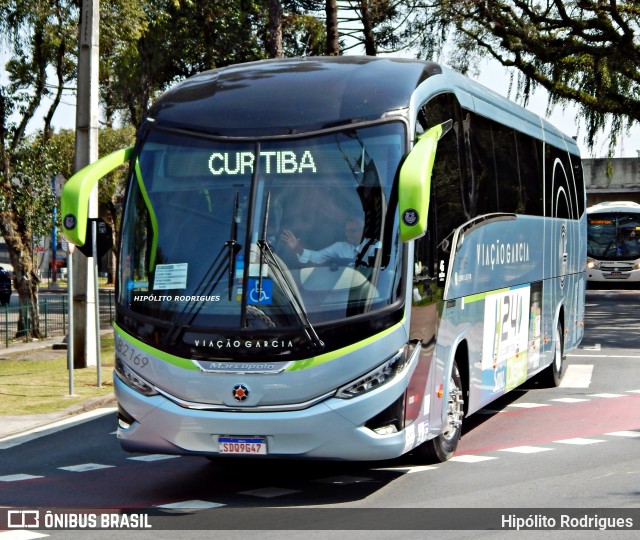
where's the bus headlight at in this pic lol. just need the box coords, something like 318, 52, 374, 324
335, 349, 408, 399
586, 258, 599, 270
115, 356, 158, 396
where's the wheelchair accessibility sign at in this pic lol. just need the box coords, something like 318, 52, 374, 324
248, 278, 273, 305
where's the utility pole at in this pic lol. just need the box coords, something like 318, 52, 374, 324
72, 0, 100, 368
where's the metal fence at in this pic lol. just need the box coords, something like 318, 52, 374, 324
1, 291, 115, 347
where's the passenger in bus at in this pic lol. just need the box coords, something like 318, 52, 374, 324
280, 217, 379, 265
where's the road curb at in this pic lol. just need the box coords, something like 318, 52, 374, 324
62, 393, 117, 416
0, 394, 117, 441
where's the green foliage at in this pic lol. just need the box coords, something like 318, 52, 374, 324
433, 0, 640, 152
7, 134, 58, 241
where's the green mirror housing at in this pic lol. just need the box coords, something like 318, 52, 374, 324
398, 121, 449, 242
61, 147, 134, 247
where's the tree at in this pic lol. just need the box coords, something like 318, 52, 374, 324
268, 0, 284, 57
103, 0, 268, 127
434, 0, 640, 149
0, 0, 78, 338
279, 1, 327, 56
39, 127, 136, 283
336, 1, 413, 55
326, 0, 340, 54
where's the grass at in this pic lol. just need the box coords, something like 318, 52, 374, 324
38, 277, 114, 289
0, 333, 115, 416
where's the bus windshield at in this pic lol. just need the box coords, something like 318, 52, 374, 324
587, 212, 640, 260
118, 122, 405, 339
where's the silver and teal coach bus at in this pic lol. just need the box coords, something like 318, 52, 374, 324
62, 56, 586, 462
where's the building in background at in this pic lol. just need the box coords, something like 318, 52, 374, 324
584, 157, 640, 206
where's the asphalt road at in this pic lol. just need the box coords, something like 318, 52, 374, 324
1, 288, 639, 538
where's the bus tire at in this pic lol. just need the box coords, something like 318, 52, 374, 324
415, 361, 464, 463
539, 321, 565, 387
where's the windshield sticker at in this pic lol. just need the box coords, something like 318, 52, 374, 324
247, 278, 273, 305
154, 263, 188, 290
132, 294, 221, 302
208, 150, 317, 176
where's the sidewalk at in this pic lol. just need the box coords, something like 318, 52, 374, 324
0, 332, 117, 440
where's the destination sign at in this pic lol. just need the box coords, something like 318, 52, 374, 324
208, 150, 317, 175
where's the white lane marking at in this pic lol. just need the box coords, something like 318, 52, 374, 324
0, 474, 43, 482
569, 354, 640, 358
238, 487, 301, 498
549, 397, 590, 403
589, 393, 627, 398
606, 431, 640, 438
450, 455, 497, 463
498, 446, 553, 454
554, 438, 606, 445
155, 500, 225, 510
559, 364, 593, 388
374, 466, 438, 474
315, 475, 373, 485
507, 402, 550, 409
127, 454, 180, 462
58, 463, 114, 472
0, 531, 49, 539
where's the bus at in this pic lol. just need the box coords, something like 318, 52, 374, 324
62, 56, 585, 462
587, 201, 640, 284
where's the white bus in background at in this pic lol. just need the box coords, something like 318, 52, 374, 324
587, 201, 640, 284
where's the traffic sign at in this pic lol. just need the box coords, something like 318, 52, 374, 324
77, 218, 113, 258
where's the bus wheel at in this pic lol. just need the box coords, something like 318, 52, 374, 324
538, 321, 565, 387
415, 362, 464, 463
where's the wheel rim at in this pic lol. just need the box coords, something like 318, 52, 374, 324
443, 375, 464, 441
554, 327, 563, 372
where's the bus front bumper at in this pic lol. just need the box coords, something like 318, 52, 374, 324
113, 372, 421, 462
587, 267, 640, 282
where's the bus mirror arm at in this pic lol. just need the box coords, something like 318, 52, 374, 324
398, 121, 449, 243
61, 147, 134, 247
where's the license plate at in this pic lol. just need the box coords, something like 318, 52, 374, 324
218, 436, 267, 455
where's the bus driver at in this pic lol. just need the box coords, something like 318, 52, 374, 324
280, 218, 379, 265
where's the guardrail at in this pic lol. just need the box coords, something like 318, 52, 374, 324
1, 292, 115, 347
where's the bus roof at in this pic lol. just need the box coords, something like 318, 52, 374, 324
587, 201, 640, 214
145, 56, 578, 154
147, 56, 440, 137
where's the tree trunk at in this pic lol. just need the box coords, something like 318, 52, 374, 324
0, 212, 42, 339
325, 0, 339, 55
359, 1, 377, 56
267, 0, 283, 58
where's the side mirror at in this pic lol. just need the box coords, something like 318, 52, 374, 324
61, 147, 133, 247
398, 120, 451, 242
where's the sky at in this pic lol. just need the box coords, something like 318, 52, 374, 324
473, 59, 640, 159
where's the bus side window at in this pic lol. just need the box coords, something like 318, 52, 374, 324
492, 123, 522, 213
515, 133, 543, 216
417, 93, 467, 272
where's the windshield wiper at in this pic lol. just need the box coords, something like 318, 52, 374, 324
256, 191, 324, 350
226, 191, 241, 301
162, 191, 241, 345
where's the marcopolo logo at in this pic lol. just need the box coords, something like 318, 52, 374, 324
232, 383, 250, 402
